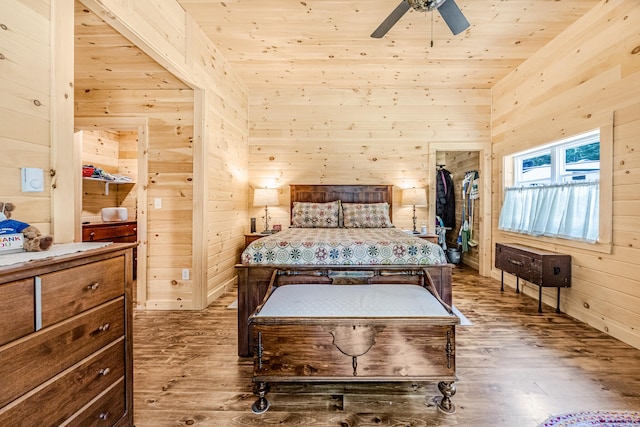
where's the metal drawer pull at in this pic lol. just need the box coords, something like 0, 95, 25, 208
507, 258, 523, 266
99, 367, 111, 376
87, 282, 100, 290
98, 412, 110, 420
98, 323, 110, 332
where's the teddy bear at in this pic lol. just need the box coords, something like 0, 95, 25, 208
0, 202, 53, 252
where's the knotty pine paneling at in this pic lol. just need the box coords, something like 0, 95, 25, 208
0, 0, 53, 235
248, 86, 491, 232
75, 88, 195, 307
76, 0, 249, 310
491, 0, 640, 349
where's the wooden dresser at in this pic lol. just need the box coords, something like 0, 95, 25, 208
495, 243, 571, 313
83, 222, 137, 279
0, 243, 135, 426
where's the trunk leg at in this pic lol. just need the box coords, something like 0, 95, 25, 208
436, 381, 456, 414
251, 381, 270, 414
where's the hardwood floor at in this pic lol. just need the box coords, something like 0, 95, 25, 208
132, 266, 640, 426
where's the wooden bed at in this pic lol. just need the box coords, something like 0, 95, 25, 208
235, 184, 453, 357
248, 269, 459, 414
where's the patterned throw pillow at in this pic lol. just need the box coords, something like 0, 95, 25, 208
291, 201, 340, 228
342, 202, 393, 228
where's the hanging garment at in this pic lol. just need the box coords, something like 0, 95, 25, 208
436, 168, 456, 229
468, 171, 479, 247
459, 173, 472, 252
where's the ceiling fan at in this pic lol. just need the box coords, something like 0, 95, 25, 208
371, 0, 469, 39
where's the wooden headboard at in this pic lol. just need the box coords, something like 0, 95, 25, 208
289, 184, 393, 222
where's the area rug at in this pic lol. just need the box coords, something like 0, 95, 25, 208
538, 410, 640, 427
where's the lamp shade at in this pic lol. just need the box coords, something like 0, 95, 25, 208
253, 188, 279, 207
402, 188, 427, 206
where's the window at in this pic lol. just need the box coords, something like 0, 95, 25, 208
499, 130, 600, 243
514, 130, 600, 187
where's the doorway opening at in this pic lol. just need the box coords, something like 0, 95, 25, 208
429, 143, 491, 276
74, 118, 149, 308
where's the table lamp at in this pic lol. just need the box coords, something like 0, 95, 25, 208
402, 188, 427, 234
253, 188, 279, 233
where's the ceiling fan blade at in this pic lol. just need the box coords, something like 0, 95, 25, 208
437, 0, 469, 35
370, 1, 412, 38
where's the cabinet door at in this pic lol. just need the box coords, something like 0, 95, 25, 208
0, 278, 34, 346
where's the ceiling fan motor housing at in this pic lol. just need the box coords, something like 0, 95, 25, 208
408, 0, 447, 12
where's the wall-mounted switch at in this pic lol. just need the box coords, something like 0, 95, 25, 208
154, 198, 162, 209
21, 168, 44, 192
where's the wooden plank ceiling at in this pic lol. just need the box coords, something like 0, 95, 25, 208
74, 2, 188, 92
177, 0, 600, 90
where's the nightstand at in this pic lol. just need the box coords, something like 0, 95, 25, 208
244, 233, 265, 249
414, 233, 439, 244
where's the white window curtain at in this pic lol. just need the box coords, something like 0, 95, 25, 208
498, 181, 599, 243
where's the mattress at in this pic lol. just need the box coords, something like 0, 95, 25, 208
254, 284, 454, 318
241, 227, 448, 266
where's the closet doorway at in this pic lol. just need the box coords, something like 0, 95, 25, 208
74, 117, 149, 308
429, 143, 491, 276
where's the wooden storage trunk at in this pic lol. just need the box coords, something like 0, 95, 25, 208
248, 282, 459, 414
495, 243, 571, 312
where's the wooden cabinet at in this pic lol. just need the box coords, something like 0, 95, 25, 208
0, 244, 135, 426
83, 222, 137, 279
495, 243, 571, 313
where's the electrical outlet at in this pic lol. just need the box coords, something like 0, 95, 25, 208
182, 269, 189, 280
154, 198, 162, 209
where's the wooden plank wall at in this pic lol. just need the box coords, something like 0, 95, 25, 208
0, 0, 53, 233
75, 90, 195, 306
81, 130, 137, 223
248, 87, 491, 231
77, 0, 249, 309
3, 0, 247, 310
73, 1, 197, 310
491, 0, 640, 349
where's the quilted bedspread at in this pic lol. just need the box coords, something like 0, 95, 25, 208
241, 228, 448, 266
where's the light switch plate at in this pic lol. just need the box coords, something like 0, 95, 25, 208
21, 168, 44, 192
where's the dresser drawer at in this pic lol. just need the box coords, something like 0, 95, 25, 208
0, 298, 125, 408
0, 338, 125, 425
83, 223, 137, 242
65, 378, 127, 427
0, 278, 34, 346
39, 255, 125, 327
